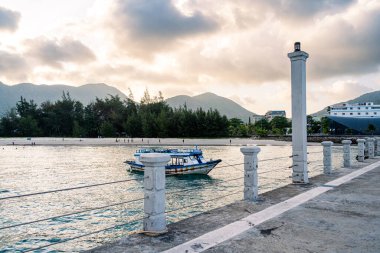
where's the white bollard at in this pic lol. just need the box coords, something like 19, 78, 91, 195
367, 138, 375, 158
240, 146, 261, 201
321, 141, 333, 174
375, 137, 380, 156
140, 153, 170, 234
357, 139, 366, 162
342, 140, 351, 168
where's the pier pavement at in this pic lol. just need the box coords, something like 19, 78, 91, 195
89, 158, 380, 253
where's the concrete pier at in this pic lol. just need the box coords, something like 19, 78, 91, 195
89, 158, 380, 253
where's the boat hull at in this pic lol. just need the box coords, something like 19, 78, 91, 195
125, 160, 221, 175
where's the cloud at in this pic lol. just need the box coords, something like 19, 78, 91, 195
260, 0, 356, 23
0, 50, 29, 80
307, 6, 380, 79
27, 38, 96, 68
0, 6, 20, 32
109, 0, 218, 57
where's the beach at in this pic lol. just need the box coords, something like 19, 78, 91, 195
0, 137, 322, 147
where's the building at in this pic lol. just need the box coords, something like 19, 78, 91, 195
251, 115, 265, 123
265, 110, 286, 121
328, 102, 380, 118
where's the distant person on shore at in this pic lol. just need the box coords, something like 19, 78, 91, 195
230, 139, 231, 145
182, 139, 184, 144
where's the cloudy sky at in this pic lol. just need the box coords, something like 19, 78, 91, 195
0, 0, 379, 115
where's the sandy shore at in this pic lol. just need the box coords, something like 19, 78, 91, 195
0, 137, 323, 146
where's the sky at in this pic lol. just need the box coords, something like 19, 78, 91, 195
0, 0, 379, 115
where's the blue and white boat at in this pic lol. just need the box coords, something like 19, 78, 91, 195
125, 147, 221, 175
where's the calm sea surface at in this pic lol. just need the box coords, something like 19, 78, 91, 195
0, 143, 358, 252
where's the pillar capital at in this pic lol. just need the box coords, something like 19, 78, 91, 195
357, 139, 366, 143
140, 153, 171, 167
342, 140, 352, 145
240, 146, 261, 155
321, 141, 333, 147
288, 51, 309, 61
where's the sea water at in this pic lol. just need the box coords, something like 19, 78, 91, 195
0, 143, 358, 252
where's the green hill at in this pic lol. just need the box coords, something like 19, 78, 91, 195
0, 82, 127, 115
166, 92, 257, 122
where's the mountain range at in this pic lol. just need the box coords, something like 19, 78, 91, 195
0, 82, 127, 115
166, 93, 257, 122
0, 82, 257, 121
1, 82, 379, 120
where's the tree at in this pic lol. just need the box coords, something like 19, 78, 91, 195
141, 88, 151, 104
307, 116, 321, 134
321, 117, 330, 134
100, 121, 115, 137
253, 118, 271, 136
367, 124, 376, 135
270, 116, 289, 135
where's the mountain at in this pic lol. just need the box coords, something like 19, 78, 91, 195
166, 92, 257, 122
0, 82, 128, 115
312, 90, 380, 117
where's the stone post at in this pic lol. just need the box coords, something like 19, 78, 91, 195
375, 137, 380, 156
342, 140, 351, 168
240, 146, 261, 201
288, 42, 309, 184
357, 139, 366, 162
140, 153, 170, 233
321, 141, 333, 174
367, 138, 375, 158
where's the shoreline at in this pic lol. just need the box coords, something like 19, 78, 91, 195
0, 137, 324, 147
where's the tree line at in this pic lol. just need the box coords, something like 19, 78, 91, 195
1, 90, 315, 138
0, 91, 231, 138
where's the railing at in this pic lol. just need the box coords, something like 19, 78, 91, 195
1, 138, 379, 252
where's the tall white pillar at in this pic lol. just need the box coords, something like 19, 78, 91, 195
288, 42, 309, 184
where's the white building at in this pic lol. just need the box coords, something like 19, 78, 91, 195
265, 110, 286, 121
328, 102, 380, 117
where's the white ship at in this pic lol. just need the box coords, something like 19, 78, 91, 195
328, 102, 380, 118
